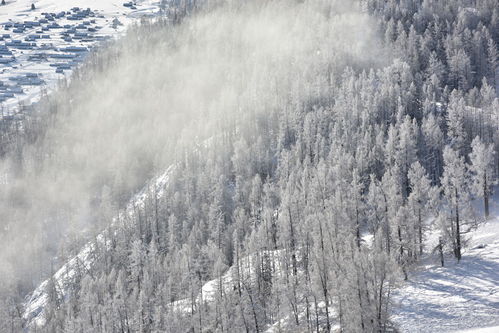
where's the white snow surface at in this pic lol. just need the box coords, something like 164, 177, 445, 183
392, 192, 499, 333
456, 327, 499, 333
170, 248, 338, 333
170, 250, 285, 314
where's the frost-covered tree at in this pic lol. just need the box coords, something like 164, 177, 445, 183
469, 137, 496, 218
441, 146, 471, 261
446, 91, 468, 155
6, 0, 499, 332
408, 161, 438, 256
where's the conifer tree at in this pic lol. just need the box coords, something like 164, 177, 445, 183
469, 137, 495, 218
441, 146, 471, 262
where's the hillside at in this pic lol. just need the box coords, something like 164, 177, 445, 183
0, 0, 497, 332
22, 166, 174, 328
151, 192, 499, 332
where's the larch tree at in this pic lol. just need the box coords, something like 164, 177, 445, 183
407, 161, 438, 257
441, 145, 471, 262
486, 38, 497, 86
446, 91, 468, 155
469, 136, 496, 219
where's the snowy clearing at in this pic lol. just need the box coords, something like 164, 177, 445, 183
392, 193, 499, 333
456, 327, 499, 333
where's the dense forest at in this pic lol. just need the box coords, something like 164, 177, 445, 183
0, 0, 498, 332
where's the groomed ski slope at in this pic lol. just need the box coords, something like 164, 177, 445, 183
392, 192, 499, 333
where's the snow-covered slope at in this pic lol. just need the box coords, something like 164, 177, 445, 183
186, 190, 497, 333
22, 166, 173, 329
169, 248, 339, 332
392, 194, 499, 333
161, 192, 499, 333
0, 0, 164, 118
456, 327, 499, 333
24, 173, 499, 332
170, 249, 285, 315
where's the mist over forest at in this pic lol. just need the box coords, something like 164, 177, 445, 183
0, 0, 498, 332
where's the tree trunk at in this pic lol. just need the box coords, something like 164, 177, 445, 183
305, 296, 311, 333
418, 208, 423, 256
318, 221, 331, 332
398, 225, 403, 257
314, 295, 320, 333
484, 173, 489, 219
455, 189, 461, 262
438, 237, 444, 267
383, 193, 391, 254
243, 283, 260, 333
356, 206, 361, 248
288, 206, 297, 276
